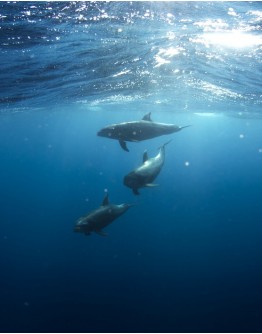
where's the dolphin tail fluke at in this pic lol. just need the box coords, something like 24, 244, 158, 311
179, 125, 191, 130
95, 229, 108, 237
119, 139, 129, 152
163, 139, 173, 147
158, 139, 172, 150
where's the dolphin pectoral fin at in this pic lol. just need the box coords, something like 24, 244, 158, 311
132, 188, 140, 195
95, 229, 107, 237
142, 112, 152, 121
143, 150, 149, 163
145, 183, 159, 187
119, 140, 129, 152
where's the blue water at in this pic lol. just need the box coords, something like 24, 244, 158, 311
1, 2, 262, 332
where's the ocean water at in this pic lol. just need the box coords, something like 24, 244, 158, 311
0, 1, 262, 332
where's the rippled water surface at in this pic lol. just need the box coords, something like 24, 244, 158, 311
1, 1, 262, 114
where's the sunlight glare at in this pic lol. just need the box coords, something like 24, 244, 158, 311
202, 31, 262, 49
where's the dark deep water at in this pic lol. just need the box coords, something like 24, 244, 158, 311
1, 2, 262, 333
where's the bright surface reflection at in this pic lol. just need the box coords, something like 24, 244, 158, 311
202, 31, 262, 49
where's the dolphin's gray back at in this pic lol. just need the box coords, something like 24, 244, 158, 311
124, 121, 180, 141
102, 121, 180, 142
82, 204, 129, 232
134, 147, 165, 182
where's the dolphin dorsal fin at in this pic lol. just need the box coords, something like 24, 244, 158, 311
143, 150, 149, 163
142, 112, 152, 121
102, 193, 109, 206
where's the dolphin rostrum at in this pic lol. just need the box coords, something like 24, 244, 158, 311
74, 192, 133, 236
97, 112, 190, 152
123, 140, 172, 195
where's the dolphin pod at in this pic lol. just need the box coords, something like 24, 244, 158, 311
74, 113, 190, 236
97, 112, 190, 152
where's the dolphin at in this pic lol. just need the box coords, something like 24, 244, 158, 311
97, 112, 190, 152
123, 140, 172, 195
74, 192, 133, 236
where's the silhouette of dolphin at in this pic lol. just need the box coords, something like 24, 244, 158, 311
97, 112, 190, 151
74, 192, 133, 236
123, 140, 171, 195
